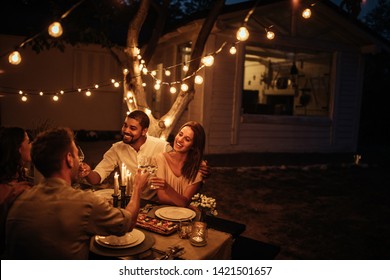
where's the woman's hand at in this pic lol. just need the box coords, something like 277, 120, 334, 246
149, 176, 167, 190
199, 160, 211, 180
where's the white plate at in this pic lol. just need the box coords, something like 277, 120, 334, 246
95, 229, 145, 249
155, 207, 196, 221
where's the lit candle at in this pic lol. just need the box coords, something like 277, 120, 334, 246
126, 171, 132, 195
114, 172, 119, 195
121, 163, 126, 186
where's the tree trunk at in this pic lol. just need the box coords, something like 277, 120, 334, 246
124, 0, 225, 139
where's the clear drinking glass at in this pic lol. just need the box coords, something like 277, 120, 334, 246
77, 145, 85, 162
148, 157, 158, 189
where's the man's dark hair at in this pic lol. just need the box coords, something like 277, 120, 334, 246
127, 110, 150, 129
31, 127, 74, 177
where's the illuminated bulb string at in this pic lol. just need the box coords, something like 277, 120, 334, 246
2, 1, 317, 102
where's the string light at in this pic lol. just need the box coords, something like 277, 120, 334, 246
229, 45, 237, 54
21, 95, 28, 102
48, 22, 63, 38
8, 51, 22, 65
194, 75, 203, 85
302, 8, 312, 19
169, 86, 177, 94
236, 26, 250, 41
266, 29, 275, 40
201, 55, 214, 67
181, 83, 189, 92
5, 0, 319, 106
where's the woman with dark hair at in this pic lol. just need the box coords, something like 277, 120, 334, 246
0, 127, 32, 255
151, 121, 206, 207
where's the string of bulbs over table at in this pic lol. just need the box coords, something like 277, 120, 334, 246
1, 0, 317, 104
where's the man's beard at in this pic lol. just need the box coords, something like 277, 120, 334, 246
122, 133, 136, 144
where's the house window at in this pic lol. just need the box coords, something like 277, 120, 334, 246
242, 45, 331, 117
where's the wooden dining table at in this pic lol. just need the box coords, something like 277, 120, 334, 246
88, 197, 234, 260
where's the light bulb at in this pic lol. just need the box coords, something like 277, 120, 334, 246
165, 70, 171, 76
21, 96, 28, 102
236, 26, 249, 41
151, 70, 157, 76
53, 95, 59, 101
48, 22, 63, 38
201, 55, 214, 67
94, 84, 99, 89
181, 83, 189, 92
183, 64, 189, 72
154, 83, 161, 90
266, 30, 275, 40
302, 8, 312, 19
9, 51, 22, 65
195, 75, 203, 85
142, 67, 148, 75
114, 82, 120, 88
39, 91, 44, 96
170, 86, 177, 94
229, 46, 237, 55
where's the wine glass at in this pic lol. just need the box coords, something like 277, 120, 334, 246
77, 145, 85, 162
148, 157, 158, 189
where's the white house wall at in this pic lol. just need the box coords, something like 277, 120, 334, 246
204, 35, 363, 154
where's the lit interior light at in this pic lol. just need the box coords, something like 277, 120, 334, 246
95, 84, 99, 89
145, 108, 152, 115
142, 67, 148, 75
170, 86, 177, 94
60, 90, 64, 95
139, 64, 144, 71
195, 75, 204, 85
181, 83, 189, 92
123, 68, 129, 75
142, 82, 146, 87
53, 95, 59, 101
114, 82, 120, 88
151, 70, 157, 76
266, 30, 275, 40
229, 46, 237, 55
48, 22, 63, 38
302, 8, 312, 19
137, 54, 142, 60
236, 26, 249, 41
78, 88, 82, 92
127, 91, 133, 98
141, 60, 145, 64
19, 90, 23, 95
9, 51, 22, 65
154, 83, 161, 90
201, 55, 214, 67
39, 91, 44, 96
21, 96, 28, 102
85, 90, 92, 97
183, 64, 189, 72
111, 79, 116, 84
165, 70, 171, 76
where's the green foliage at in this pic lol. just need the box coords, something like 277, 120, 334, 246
363, 0, 390, 40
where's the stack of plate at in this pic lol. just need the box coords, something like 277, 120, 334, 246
95, 229, 145, 249
155, 207, 196, 221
